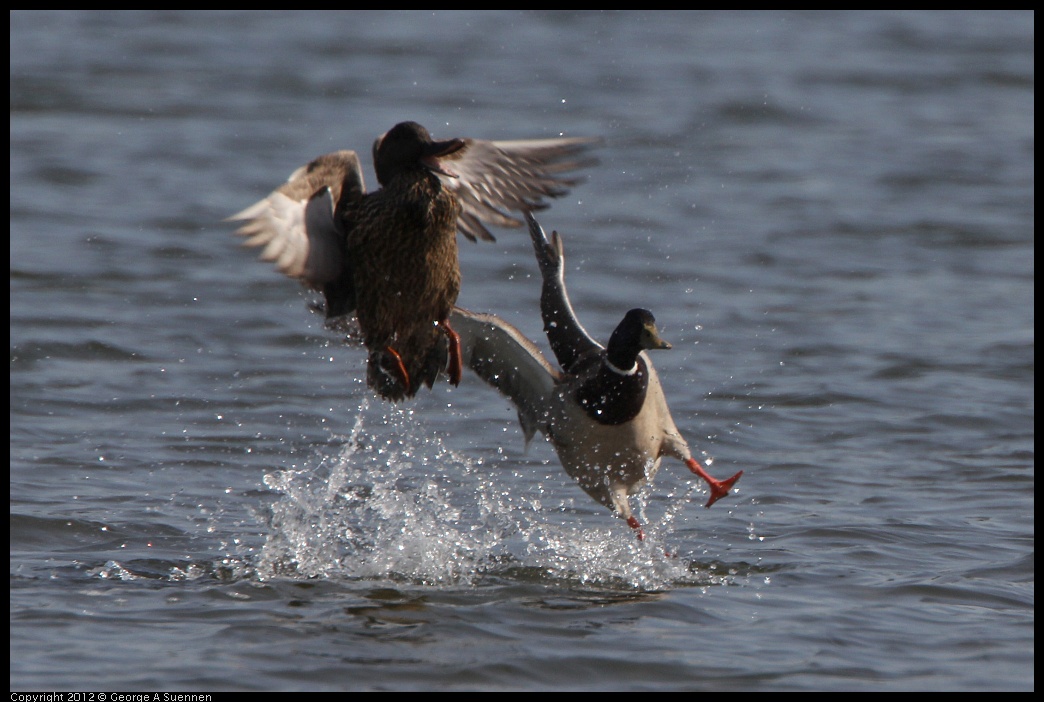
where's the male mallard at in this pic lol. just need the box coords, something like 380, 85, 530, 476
450, 212, 742, 540
230, 121, 598, 401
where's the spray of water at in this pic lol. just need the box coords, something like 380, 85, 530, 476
254, 399, 729, 590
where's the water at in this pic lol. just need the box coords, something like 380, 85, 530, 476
10, 10, 1033, 691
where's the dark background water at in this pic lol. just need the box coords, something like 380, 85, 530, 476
10, 11, 1034, 691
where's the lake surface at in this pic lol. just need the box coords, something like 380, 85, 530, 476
10, 10, 1034, 691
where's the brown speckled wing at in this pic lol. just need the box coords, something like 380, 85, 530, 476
440, 136, 601, 242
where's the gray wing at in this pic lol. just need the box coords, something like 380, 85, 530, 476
228, 150, 365, 287
525, 211, 602, 373
440, 136, 601, 243
450, 307, 561, 444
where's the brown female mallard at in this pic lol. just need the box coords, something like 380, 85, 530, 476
230, 121, 598, 401
450, 212, 742, 540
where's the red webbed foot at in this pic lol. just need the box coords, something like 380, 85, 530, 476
379, 346, 411, 394
439, 319, 462, 387
626, 515, 646, 542
685, 458, 743, 508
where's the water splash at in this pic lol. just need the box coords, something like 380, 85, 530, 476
254, 399, 729, 590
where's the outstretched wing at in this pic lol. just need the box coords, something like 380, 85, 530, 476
524, 212, 602, 373
440, 136, 601, 242
228, 150, 365, 287
450, 307, 560, 444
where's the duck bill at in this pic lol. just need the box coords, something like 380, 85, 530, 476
646, 327, 672, 350
421, 138, 466, 178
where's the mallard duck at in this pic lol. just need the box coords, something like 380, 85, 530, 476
229, 121, 599, 401
450, 212, 742, 540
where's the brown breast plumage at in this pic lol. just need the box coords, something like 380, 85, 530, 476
346, 174, 462, 399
